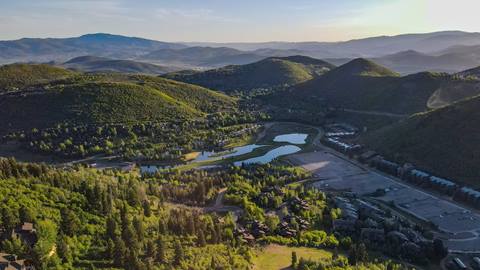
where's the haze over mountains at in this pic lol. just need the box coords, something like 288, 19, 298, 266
3, 31, 480, 74
63, 56, 177, 74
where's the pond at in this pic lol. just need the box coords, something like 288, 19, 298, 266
273, 133, 308, 144
234, 145, 301, 166
140, 165, 170, 175
140, 144, 265, 174
193, 144, 265, 162
141, 132, 310, 174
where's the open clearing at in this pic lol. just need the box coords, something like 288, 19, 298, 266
288, 150, 480, 252
253, 244, 332, 270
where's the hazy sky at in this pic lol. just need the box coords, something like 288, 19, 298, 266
1, 0, 480, 42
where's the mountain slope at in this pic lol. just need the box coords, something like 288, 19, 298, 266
361, 95, 480, 185
164, 56, 335, 93
268, 59, 480, 115
0, 63, 75, 92
457, 66, 480, 79
139, 46, 264, 68
322, 58, 399, 77
0, 33, 185, 63
63, 56, 176, 74
0, 65, 235, 133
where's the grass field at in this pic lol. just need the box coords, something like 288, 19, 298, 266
253, 244, 332, 270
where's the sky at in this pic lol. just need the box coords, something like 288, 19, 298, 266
1, 0, 480, 42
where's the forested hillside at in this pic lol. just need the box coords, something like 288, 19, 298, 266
164, 56, 334, 94
268, 59, 480, 115
0, 64, 75, 92
362, 95, 480, 185
0, 66, 236, 132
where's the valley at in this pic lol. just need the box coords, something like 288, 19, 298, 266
3, 30, 480, 270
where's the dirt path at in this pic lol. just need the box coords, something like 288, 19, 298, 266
256, 122, 275, 142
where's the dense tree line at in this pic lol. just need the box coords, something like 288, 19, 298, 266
3, 113, 266, 161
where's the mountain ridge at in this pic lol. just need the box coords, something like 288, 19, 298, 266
163, 55, 335, 93
63, 55, 177, 74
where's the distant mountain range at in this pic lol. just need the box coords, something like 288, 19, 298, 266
63, 56, 177, 74
139, 46, 264, 68
2, 31, 480, 74
184, 31, 480, 57
0, 33, 185, 63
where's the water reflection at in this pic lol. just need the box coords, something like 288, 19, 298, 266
273, 133, 308, 144
234, 145, 301, 166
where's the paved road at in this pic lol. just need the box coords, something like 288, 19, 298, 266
340, 108, 408, 118
204, 188, 242, 213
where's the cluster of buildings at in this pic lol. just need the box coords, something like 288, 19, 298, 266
322, 123, 362, 155
0, 223, 37, 270
321, 137, 362, 155
235, 195, 311, 244
0, 253, 34, 270
361, 153, 480, 209
455, 187, 480, 208
322, 123, 480, 210
447, 256, 480, 270
332, 196, 436, 264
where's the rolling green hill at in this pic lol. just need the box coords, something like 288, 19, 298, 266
164, 56, 335, 93
0, 63, 75, 92
324, 58, 399, 77
0, 65, 236, 133
269, 58, 480, 115
361, 95, 480, 186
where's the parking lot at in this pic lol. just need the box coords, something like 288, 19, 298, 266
288, 150, 480, 251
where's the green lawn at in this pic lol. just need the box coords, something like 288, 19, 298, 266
253, 244, 332, 270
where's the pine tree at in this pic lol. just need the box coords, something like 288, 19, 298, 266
173, 241, 184, 266
291, 251, 297, 267
106, 238, 115, 259
145, 240, 156, 258
2, 235, 28, 258
60, 208, 80, 236
158, 219, 167, 234
105, 215, 117, 240
210, 256, 216, 269
197, 229, 206, 247
133, 216, 145, 242
156, 237, 166, 263
143, 201, 152, 217
187, 215, 196, 235
19, 205, 35, 223
113, 237, 126, 267
57, 234, 72, 264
